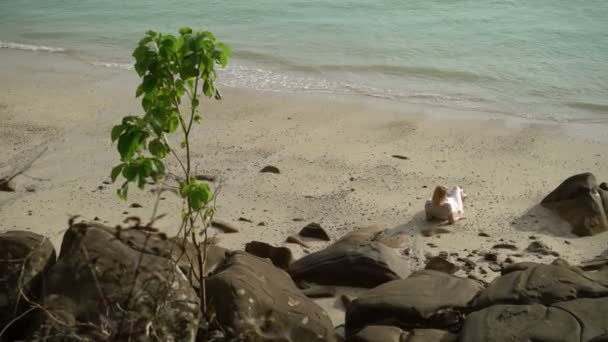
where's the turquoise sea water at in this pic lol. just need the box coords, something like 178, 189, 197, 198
1, 0, 607, 122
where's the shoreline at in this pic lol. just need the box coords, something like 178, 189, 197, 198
1, 48, 608, 286
2, 42, 608, 126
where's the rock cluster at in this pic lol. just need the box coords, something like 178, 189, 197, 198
1, 173, 607, 341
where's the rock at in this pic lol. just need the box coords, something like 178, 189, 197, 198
474, 262, 608, 309
0, 178, 16, 192
551, 258, 571, 268
492, 243, 518, 251
391, 155, 409, 160
404, 329, 458, 342
129, 202, 143, 208
350, 325, 405, 342
425, 256, 459, 274
194, 174, 216, 182
541, 172, 608, 236
590, 334, 608, 342
25, 223, 200, 341
210, 219, 240, 233
341, 294, 356, 311
345, 270, 483, 335
335, 325, 346, 342
293, 218, 305, 222
463, 259, 477, 272
171, 238, 228, 289
237, 217, 253, 223
289, 228, 411, 287
286, 235, 311, 248
483, 252, 498, 262
299, 222, 331, 241
260, 165, 280, 174
299, 284, 337, 298
94, 224, 227, 289
0, 231, 56, 340
25, 185, 36, 192
581, 249, 608, 271
434, 227, 452, 234
460, 304, 581, 342
526, 241, 559, 256
245, 240, 293, 269
553, 297, 608, 341
206, 251, 335, 341
488, 263, 502, 273
376, 232, 408, 248
478, 231, 490, 237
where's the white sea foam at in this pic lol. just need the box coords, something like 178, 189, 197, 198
0, 41, 65, 52
91, 61, 133, 70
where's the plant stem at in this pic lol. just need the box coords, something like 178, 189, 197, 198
191, 230, 207, 313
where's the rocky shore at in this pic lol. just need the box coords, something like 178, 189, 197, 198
1, 173, 608, 341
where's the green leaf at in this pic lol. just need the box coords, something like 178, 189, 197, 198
111, 124, 125, 142
217, 41, 232, 57
162, 35, 176, 49
117, 183, 129, 200
168, 113, 180, 133
111, 164, 124, 182
148, 139, 167, 158
151, 159, 166, 179
179, 27, 193, 35
194, 115, 202, 123
117, 130, 142, 161
122, 163, 139, 181
142, 74, 157, 92
181, 181, 213, 211
135, 84, 145, 97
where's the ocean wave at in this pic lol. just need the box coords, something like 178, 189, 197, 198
236, 49, 494, 82
567, 101, 608, 114
0, 41, 65, 52
91, 61, 133, 70
317, 64, 495, 82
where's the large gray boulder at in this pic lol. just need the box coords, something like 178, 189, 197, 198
0, 231, 56, 340
553, 297, 608, 341
461, 298, 608, 342
541, 173, 608, 236
26, 223, 201, 341
288, 226, 411, 287
474, 262, 608, 308
460, 304, 581, 342
104, 225, 228, 290
206, 251, 335, 342
345, 270, 483, 336
404, 329, 458, 342
349, 325, 405, 342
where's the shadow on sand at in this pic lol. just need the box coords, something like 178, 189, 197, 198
509, 204, 574, 238
390, 209, 455, 237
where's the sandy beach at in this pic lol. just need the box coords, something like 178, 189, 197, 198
2, 46, 608, 288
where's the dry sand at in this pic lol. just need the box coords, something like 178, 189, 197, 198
2, 48, 608, 294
